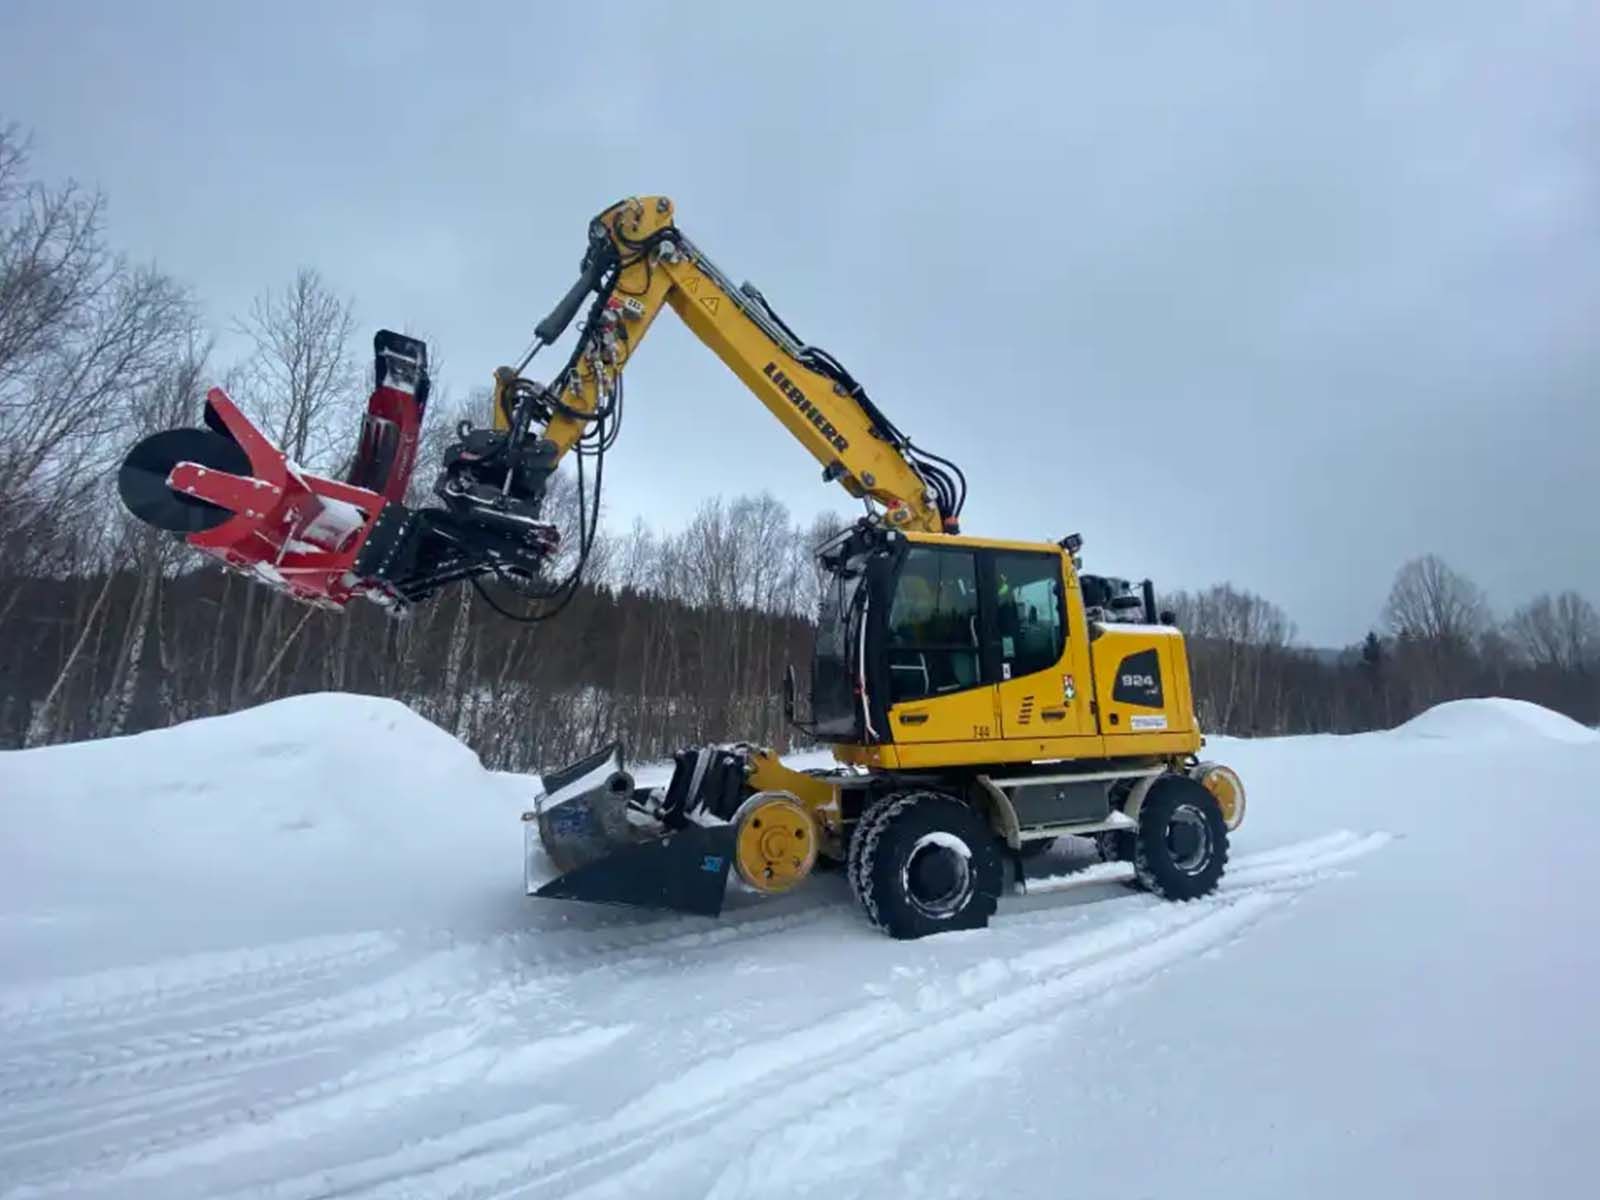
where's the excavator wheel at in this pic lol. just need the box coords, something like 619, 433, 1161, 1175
1132, 776, 1229, 900
856, 791, 1004, 940
846, 794, 897, 904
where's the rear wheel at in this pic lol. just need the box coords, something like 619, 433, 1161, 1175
847, 794, 897, 903
857, 791, 1003, 939
1133, 776, 1228, 900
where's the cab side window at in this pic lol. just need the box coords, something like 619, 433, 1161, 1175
886, 548, 980, 701
992, 551, 1065, 680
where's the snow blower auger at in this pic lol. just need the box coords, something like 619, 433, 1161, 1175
118, 332, 561, 611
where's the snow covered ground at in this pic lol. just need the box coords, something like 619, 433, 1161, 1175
2, 694, 1596, 1199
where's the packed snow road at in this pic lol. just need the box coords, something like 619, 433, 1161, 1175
2, 696, 1596, 1199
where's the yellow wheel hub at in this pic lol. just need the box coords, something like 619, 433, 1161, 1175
1193, 762, 1246, 830
733, 792, 817, 894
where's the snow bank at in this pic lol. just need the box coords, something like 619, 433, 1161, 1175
1396, 696, 1599, 744
0, 694, 533, 972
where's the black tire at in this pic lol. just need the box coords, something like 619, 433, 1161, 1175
847, 794, 898, 903
1133, 776, 1228, 900
1095, 830, 1136, 864
857, 791, 1004, 939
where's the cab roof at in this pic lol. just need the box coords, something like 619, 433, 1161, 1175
899, 529, 1068, 556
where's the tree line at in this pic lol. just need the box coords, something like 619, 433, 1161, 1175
1, 125, 1595, 770
1166, 562, 1598, 736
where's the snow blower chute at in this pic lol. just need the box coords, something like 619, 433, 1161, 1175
118, 332, 560, 612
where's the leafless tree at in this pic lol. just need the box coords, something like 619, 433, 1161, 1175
1165, 583, 1295, 733
0, 124, 195, 534
0, 125, 106, 397
1381, 554, 1494, 709
1384, 554, 1487, 643
232, 268, 358, 468
1508, 591, 1600, 672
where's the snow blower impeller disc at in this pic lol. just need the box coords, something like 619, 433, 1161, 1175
118, 428, 254, 534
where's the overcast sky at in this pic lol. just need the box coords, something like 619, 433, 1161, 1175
2, 0, 1595, 645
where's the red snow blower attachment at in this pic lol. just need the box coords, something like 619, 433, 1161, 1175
118, 332, 562, 612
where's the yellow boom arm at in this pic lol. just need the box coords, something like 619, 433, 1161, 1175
494, 196, 956, 535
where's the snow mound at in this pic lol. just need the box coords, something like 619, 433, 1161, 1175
3, 691, 483, 801
1396, 697, 1599, 745
0, 694, 532, 965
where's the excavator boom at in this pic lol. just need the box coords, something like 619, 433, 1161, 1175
516, 197, 958, 535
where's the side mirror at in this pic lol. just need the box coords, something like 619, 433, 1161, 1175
782, 663, 798, 722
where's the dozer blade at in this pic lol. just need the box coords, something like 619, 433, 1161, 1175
528, 742, 735, 917
535, 825, 735, 917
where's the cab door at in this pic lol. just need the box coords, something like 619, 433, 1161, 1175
988, 549, 1095, 743
881, 544, 1001, 744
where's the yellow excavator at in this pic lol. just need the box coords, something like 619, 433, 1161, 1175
118, 197, 1246, 939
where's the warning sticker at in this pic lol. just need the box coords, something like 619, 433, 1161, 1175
701, 295, 720, 315
1130, 714, 1168, 731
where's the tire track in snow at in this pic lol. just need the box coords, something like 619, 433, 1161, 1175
0, 1012, 631, 1198
228, 829, 1391, 1200
1, 832, 1387, 1200
552, 831, 1397, 1200
0, 945, 490, 1107
0, 896, 842, 1195
2, 882, 833, 1061
982, 830, 1379, 933
505, 887, 839, 966
0, 933, 401, 1042
0, 898, 838, 1110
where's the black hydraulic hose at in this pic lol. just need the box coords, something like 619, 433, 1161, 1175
913, 444, 968, 516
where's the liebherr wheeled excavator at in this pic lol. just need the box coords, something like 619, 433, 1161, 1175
118, 197, 1245, 939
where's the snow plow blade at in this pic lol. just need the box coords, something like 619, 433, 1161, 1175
535, 825, 735, 917
527, 743, 735, 917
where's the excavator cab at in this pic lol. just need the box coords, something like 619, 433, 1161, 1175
809, 526, 1079, 753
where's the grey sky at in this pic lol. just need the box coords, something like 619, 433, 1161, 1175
3, 0, 1595, 646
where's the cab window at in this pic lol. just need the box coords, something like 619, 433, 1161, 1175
886, 547, 980, 701
992, 551, 1064, 680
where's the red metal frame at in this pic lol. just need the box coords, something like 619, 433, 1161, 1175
169, 381, 422, 609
